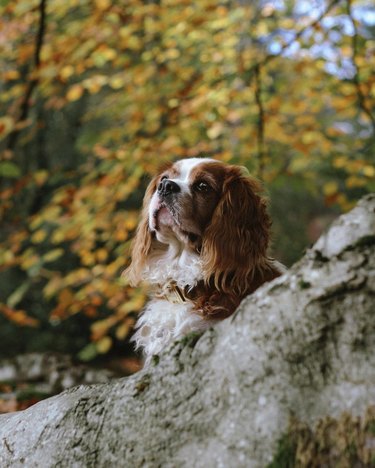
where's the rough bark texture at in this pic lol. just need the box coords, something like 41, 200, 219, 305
0, 194, 374, 467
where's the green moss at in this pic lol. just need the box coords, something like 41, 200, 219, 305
368, 421, 375, 435
133, 374, 151, 396
178, 331, 202, 348
298, 280, 311, 289
152, 355, 160, 366
267, 434, 296, 468
354, 234, 375, 248
347, 441, 357, 458
314, 250, 329, 263
269, 408, 375, 467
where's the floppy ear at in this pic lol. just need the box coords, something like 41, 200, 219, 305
124, 176, 158, 286
201, 169, 272, 295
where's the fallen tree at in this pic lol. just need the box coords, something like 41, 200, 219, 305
1, 194, 374, 467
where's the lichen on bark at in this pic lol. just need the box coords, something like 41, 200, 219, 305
269, 406, 375, 468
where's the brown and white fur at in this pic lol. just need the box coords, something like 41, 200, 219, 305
125, 158, 283, 364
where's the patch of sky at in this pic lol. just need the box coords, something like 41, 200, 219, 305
354, 5, 375, 26
293, 0, 326, 18
321, 15, 355, 36
259, 1, 370, 79
260, 0, 285, 12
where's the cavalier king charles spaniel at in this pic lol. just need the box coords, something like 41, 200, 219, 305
126, 158, 283, 364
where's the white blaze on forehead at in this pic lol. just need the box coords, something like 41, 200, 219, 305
173, 158, 216, 183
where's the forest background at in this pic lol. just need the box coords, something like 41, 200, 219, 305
0, 0, 374, 368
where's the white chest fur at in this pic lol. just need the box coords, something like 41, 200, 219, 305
132, 299, 211, 365
141, 248, 203, 288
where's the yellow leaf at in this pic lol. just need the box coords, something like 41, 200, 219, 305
66, 84, 84, 102
60, 65, 74, 80
115, 320, 132, 340
363, 165, 375, 177
279, 18, 294, 29
102, 48, 116, 60
96, 336, 112, 354
302, 131, 320, 144
333, 156, 347, 169
255, 22, 268, 36
168, 98, 179, 108
0, 249, 14, 264
126, 36, 141, 51
118, 294, 146, 315
0, 116, 14, 139
4, 70, 20, 80
43, 248, 64, 263
32, 229, 47, 244
115, 228, 128, 242
323, 181, 338, 196
96, 248, 108, 263
104, 263, 117, 276
34, 170, 49, 186
51, 229, 65, 244
43, 205, 61, 220
91, 316, 118, 340
21, 255, 40, 270
289, 157, 310, 173
165, 48, 180, 60
207, 123, 223, 139
95, 0, 111, 9
345, 176, 366, 189
43, 276, 63, 299
340, 46, 352, 58
30, 215, 43, 230
58, 288, 74, 307
109, 76, 125, 89
81, 250, 95, 266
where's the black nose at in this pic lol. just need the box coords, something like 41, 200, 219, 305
157, 179, 180, 196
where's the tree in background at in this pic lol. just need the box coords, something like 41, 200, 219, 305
0, 0, 374, 361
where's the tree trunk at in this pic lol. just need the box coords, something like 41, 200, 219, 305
1, 194, 374, 467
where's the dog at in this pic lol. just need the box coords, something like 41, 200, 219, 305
125, 158, 283, 363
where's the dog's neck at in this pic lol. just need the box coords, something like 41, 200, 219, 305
141, 237, 203, 289
154, 280, 189, 304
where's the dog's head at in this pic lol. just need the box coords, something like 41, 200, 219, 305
126, 158, 272, 294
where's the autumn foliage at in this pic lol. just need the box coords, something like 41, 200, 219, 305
0, 0, 374, 359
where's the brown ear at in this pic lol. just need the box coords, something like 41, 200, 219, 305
124, 176, 158, 286
201, 168, 272, 295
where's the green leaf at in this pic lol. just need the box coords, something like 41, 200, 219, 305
77, 343, 98, 362
7, 280, 32, 308
0, 161, 21, 178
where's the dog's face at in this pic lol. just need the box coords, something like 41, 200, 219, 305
149, 158, 224, 245
127, 158, 272, 294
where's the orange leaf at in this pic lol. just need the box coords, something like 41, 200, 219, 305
66, 84, 84, 102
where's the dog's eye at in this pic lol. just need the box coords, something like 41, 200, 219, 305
194, 181, 211, 192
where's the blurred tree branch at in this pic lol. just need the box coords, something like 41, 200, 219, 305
254, 64, 265, 178
346, 0, 375, 135
6, 0, 47, 153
